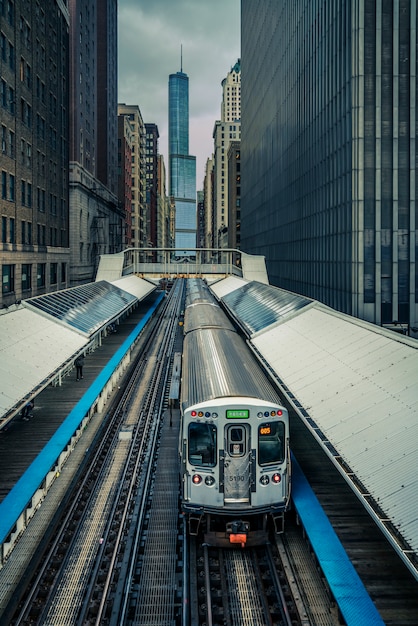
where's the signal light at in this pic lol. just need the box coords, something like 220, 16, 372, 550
277, 409, 283, 416
192, 474, 202, 484
205, 476, 215, 486
260, 475, 270, 485
191, 410, 197, 417
198, 411, 204, 417
272, 473, 281, 484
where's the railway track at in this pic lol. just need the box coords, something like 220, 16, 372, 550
190, 537, 303, 626
6, 281, 185, 625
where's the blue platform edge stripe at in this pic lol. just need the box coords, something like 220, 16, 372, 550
0, 293, 164, 544
291, 454, 385, 625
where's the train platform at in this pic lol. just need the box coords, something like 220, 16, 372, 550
0, 292, 166, 617
291, 454, 385, 626
0, 292, 163, 558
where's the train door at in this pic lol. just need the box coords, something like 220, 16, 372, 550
223, 424, 251, 505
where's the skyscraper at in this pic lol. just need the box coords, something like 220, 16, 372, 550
168, 63, 196, 254
212, 60, 241, 249
241, 1, 418, 331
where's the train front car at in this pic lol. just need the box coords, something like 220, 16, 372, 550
180, 297, 291, 547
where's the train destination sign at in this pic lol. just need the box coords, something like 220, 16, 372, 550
226, 409, 249, 419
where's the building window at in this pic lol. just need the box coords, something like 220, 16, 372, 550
61, 262, 66, 283
37, 263, 45, 287
2, 215, 6, 242
50, 262, 57, 284
2, 263, 14, 293
9, 217, 14, 242
9, 173, 14, 200
21, 263, 31, 290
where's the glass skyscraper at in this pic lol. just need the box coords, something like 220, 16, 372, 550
168, 69, 197, 254
241, 0, 418, 331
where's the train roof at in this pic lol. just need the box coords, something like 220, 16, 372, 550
185, 277, 217, 307
181, 327, 282, 411
183, 303, 236, 335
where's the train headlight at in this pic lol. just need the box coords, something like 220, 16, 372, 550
260, 475, 270, 485
272, 473, 281, 484
205, 476, 215, 486
192, 474, 202, 484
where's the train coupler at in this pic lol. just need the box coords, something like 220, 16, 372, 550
226, 520, 250, 548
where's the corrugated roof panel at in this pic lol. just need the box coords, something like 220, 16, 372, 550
222, 282, 312, 336
24, 280, 137, 336
251, 305, 418, 556
0, 308, 87, 419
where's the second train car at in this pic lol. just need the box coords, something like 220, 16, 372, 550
179, 279, 291, 547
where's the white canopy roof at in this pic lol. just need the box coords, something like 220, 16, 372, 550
212, 278, 418, 579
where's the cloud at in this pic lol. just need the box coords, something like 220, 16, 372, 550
117, 0, 240, 186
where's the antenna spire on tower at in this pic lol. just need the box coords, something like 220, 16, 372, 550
180, 44, 183, 72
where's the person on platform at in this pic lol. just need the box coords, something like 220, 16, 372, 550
75, 354, 84, 381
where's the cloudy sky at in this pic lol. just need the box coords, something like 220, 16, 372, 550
117, 0, 241, 188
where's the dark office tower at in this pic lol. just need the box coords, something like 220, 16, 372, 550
0, 0, 70, 308
68, 0, 121, 284
241, 1, 418, 331
96, 0, 118, 196
168, 66, 196, 254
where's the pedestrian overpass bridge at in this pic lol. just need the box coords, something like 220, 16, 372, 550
95, 248, 269, 284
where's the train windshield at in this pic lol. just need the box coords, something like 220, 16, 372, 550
258, 422, 285, 465
188, 422, 217, 467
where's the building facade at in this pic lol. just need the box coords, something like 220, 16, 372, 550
117, 113, 133, 248
118, 104, 146, 252
203, 156, 215, 253
212, 60, 241, 249
157, 154, 171, 253
241, 0, 418, 330
145, 123, 159, 261
1, 0, 70, 308
227, 141, 241, 259
168, 68, 196, 254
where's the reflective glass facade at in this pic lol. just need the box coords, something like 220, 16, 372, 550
241, 0, 418, 328
168, 71, 197, 253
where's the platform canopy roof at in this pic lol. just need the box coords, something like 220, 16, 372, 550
211, 278, 418, 580
0, 278, 156, 423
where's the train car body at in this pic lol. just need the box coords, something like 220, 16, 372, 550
180, 281, 291, 547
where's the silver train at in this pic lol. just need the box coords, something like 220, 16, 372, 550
179, 280, 291, 547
